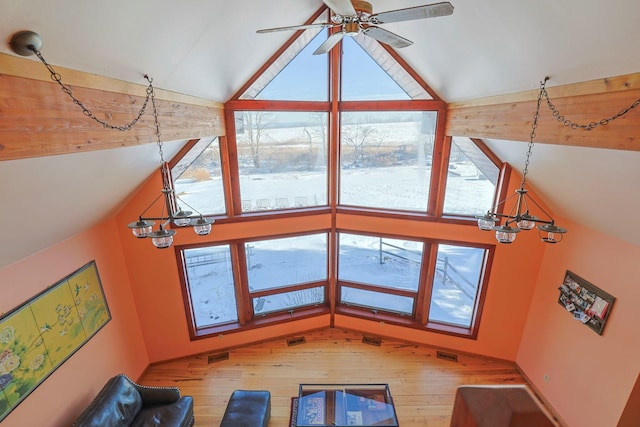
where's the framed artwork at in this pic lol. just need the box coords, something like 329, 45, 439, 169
0, 261, 111, 422
557, 270, 614, 335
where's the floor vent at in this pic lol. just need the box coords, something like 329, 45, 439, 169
362, 336, 382, 346
436, 351, 458, 363
207, 352, 229, 364
287, 336, 306, 347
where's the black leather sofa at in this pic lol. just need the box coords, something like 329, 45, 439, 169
72, 374, 194, 427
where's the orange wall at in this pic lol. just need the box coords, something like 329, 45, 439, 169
0, 219, 149, 426
517, 218, 640, 427
334, 212, 545, 361
116, 172, 332, 362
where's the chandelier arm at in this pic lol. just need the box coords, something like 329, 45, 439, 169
174, 195, 207, 218
29, 46, 154, 132
492, 191, 519, 213
518, 192, 555, 225
137, 191, 167, 219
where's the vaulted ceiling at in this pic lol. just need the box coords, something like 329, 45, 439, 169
1, 0, 640, 269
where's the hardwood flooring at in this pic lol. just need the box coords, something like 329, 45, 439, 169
139, 328, 532, 427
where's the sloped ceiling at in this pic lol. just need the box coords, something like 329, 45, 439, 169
1, 0, 640, 269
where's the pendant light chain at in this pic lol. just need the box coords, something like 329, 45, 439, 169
7, 29, 215, 249
521, 77, 549, 187
542, 80, 640, 131
30, 46, 154, 132
145, 75, 166, 166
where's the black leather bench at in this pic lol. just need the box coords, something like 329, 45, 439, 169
220, 390, 271, 427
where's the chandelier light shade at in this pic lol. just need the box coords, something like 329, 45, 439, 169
9, 30, 216, 249
128, 219, 155, 238
477, 77, 567, 244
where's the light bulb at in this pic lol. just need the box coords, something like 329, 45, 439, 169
193, 223, 212, 235
496, 230, 517, 244
517, 219, 536, 230
151, 236, 174, 248
477, 217, 495, 231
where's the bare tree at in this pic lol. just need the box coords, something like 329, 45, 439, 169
342, 121, 381, 166
242, 111, 271, 169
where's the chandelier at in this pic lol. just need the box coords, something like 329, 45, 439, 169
476, 77, 567, 244
125, 95, 215, 248
477, 75, 640, 244
9, 30, 214, 249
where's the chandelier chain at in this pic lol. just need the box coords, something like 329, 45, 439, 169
542, 83, 640, 131
521, 77, 548, 186
145, 76, 165, 165
31, 47, 153, 132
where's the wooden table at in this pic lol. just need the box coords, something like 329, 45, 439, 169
450, 386, 556, 427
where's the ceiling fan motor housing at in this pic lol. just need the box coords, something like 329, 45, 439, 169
344, 22, 360, 35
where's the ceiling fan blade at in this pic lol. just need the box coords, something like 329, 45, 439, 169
313, 31, 346, 55
257, 22, 333, 34
362, 26, 413, 49
370, 2, 454, 24
323, 0, 357, 16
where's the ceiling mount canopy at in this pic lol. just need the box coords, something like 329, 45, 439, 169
256, 0, 453, 55
9, 30, 215, 249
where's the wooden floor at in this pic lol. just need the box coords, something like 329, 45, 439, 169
139, 328, 531, 427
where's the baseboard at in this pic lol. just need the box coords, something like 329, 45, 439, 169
515, 362, 569, 427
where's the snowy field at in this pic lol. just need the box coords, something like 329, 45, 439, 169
184, 232, 484, 328
175, 120, 495, 329
177, 162, 494, 216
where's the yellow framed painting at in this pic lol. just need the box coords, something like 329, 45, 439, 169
0, 261, 110, 421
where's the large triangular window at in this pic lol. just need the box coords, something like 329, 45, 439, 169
174, 5, 503, 341
246, 30, 329, 101
341, 35, 431, 101
239, 13, 329, 101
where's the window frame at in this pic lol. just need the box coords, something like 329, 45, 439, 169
334, 230, 494, 338
177, 231, 332, 339
170, 19, 505, 341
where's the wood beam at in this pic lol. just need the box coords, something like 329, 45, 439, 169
446, 73, 640, 151
0, 53, 225, 161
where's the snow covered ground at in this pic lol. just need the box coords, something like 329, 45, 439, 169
183, 186, 488, 329
175, 121, 495, 330
176, 162, 494, 216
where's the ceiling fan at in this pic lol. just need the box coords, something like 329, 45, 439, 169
256, 0, 454, 55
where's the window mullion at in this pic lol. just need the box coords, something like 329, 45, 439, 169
427, 114, 449, 216
232, 242, 252, 324
417, 243, 439, 324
